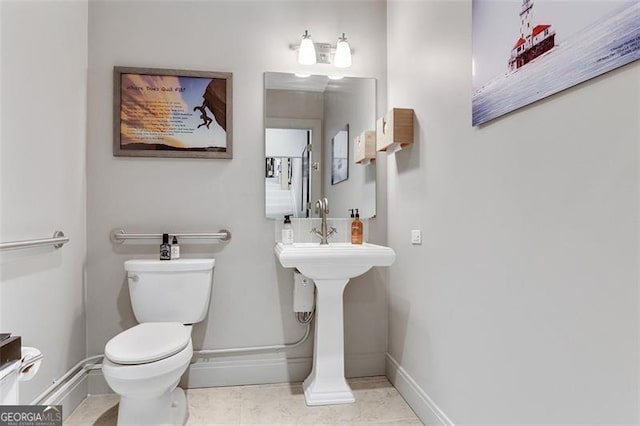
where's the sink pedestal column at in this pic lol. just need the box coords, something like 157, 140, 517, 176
303, 278, 354, 406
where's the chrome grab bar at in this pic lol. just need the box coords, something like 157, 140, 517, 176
0, 231, 69, 251
110, 229, 231, 243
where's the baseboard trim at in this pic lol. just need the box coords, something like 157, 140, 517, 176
59, 375, 88, 421
385, 353, 454, 426
87, 370, 111, 395
88, 352, 385, 394
182, 355, 312, 388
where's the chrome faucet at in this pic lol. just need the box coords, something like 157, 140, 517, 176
311, 198, 337, 245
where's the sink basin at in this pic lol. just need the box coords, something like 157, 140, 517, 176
274, 242, 396, 280
274, 241, 396, 406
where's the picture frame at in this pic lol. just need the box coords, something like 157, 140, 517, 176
331, 125, 349, 185
113, 66, 233, 158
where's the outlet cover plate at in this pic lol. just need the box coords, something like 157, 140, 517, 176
411, 230, 422, 245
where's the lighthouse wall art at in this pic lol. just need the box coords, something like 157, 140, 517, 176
472, 0, 640, 126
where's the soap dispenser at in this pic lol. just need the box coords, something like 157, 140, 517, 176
351, 209, 363, 244
282, 215, 294, 244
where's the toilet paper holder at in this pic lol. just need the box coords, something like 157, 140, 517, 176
19, 347, 43, 381
20, 352, 43, 375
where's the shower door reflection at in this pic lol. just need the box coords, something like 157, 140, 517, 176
265, 128, 312, 219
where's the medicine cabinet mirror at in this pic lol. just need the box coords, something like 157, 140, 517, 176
264, 72, 376, 219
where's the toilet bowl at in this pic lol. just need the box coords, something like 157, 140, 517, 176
102, 259, 215, 426
102, 324, 193, 425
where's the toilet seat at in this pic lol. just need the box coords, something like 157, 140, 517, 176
102, 342, 193, 382
105, 322, 191, 365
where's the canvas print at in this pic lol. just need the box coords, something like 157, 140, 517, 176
114, 67, 233, 158
472, 0, 640, 126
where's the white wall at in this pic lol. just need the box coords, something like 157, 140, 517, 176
87, 0, 387, 388
386, 0, 639, 424
0, 0, 88, 407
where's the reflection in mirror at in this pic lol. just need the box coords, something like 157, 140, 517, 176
265, 128, 311, 218
264, 72, 376, 219
331, 125, 349, 185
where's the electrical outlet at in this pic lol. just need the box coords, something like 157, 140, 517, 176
411, 230, 422, 245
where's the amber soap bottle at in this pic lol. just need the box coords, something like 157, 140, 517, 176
351, 209, 363, 244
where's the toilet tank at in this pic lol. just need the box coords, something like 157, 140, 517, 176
124, 259, 215, 324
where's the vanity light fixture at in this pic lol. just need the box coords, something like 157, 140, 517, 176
333, 33, 352, 68
298, 30, 317, 65
292, 30, 353, 68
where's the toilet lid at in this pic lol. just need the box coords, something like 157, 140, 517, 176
105, 323, 191, 365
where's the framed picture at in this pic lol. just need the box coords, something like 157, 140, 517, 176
331, 125, 349, 185
472, 0, 640, 126
113, 66, 233, 158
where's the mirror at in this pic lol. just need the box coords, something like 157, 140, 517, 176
264, 72, 376, 219
331, 125, 349, 185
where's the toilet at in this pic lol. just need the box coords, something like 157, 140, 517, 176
102, 258, 215, 426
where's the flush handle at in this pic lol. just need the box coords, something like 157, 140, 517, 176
129, 274, 139, 282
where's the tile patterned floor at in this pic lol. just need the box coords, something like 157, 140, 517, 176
65, 376, 423, 425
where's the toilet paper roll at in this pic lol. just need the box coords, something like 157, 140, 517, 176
19, 347, 43, 382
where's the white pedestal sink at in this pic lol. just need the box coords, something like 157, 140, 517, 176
274, 242, 396, 406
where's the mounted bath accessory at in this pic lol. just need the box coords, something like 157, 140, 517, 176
19, 347, 43, 381
0, 336, 44, 405
376, 108, 414, 154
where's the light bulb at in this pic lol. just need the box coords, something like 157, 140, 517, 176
298, 30, 316, 65
334, 33, 352, 68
